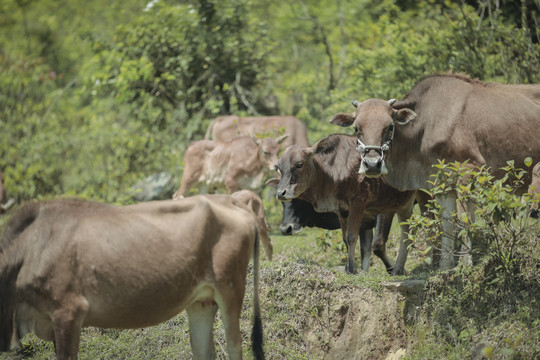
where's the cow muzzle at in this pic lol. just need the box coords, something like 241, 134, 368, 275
359, 156, 388, 177
356, 138, 390, 177
276, 188, 294, 201
279, 222, 303, 235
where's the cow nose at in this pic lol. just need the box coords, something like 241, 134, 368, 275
362, 156, 383, 170
277, 189, 288, 200
280, 223, 293, 235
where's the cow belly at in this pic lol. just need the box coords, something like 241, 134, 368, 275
83, 283, 215, 329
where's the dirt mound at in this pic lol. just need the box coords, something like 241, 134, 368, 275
251, 260, 409, 359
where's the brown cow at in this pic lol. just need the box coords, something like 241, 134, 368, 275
231, 190, 273, 260
0, 196, 264, 360
172, 135, 287, 199
267, 134, 417, 275
205, 115, 309, 148
275, 198, 397, 274
330, 73, 540, 269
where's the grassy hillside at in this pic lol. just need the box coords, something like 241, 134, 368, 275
1, 214, 538, 359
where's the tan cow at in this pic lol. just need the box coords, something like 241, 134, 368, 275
231, 190, 273, 260
172, 135, 287, 199
0, 196, 264, 360
205, 115, 309, 148
331, 73, 540, 269
267, 134, 417, 275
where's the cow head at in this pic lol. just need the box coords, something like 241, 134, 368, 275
276, 199, 340, 235
253, 134, 289, 171
330, 98, 417, 177
266, 144, 315, 201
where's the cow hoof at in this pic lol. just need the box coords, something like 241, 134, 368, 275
391, 268, 405, 276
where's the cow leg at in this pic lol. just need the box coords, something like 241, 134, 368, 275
372, 213, 395, 274
173, 171, 201, 199
341, 209, 365, 274
225, 176, 239, 193
436, 192, 458, 270
187, 301, 218, 360
457, 197, 474, 266
338, 214, 357, 274
51, 300, 88, 360
359, 228, 373, 272
392, 203, 414, 276
217, 295, 244, 360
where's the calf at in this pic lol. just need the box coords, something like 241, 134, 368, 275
172, 135, 287, 199
277, 198, 397, 273
0, 196, 264, 360
268, 134, 416, 275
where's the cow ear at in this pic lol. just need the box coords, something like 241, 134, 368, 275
393, 108, 417, 125
329, 113, 355, 127
265, 178, 280, 188
277, 134, 289, 144
312, 138, 328, 154
249, 132, 260, 145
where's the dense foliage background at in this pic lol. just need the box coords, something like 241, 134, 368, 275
1, 0, 539, 203
1, 2, 539, 359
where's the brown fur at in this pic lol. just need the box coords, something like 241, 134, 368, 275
330, 74, 540, 269
272, 134, 417, 275
205, 115, 309, 148
231, 190, 273, 260
172, 135, 287, 198
0, 196, 264, 360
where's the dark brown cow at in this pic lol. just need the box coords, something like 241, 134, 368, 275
267, 134, 417, 275
205, 115, 309, 148
231, 190, 273, 260
276, 198, 397, 274
172, 135, 287, 199
0, 196, 264, 360
331, 74, 540, 269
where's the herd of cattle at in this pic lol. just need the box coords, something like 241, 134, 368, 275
1, 74, 539, 359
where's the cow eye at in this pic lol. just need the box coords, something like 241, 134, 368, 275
295, 162, 303, 169
263, 151, 269, 156
386, 125, 394, 138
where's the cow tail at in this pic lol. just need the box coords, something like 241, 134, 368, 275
251, 229, 265, 360
0, 202, 41, 351
0, 260, 22, 351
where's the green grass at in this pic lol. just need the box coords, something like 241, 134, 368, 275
1, 210, 538, 360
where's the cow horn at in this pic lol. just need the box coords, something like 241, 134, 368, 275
351, 100, 360, 108
388, 99, 396, 106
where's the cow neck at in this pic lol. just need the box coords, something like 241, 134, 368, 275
243, 145, 264, 173
299, 154, 357, 213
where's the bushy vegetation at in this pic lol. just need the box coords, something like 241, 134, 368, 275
405, 162, 540, 359
1, 0, 539, 359
1, 0, 539, 203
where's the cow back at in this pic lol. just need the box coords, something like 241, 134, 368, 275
388, 75, 540, 190
207, 115, 309, 148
